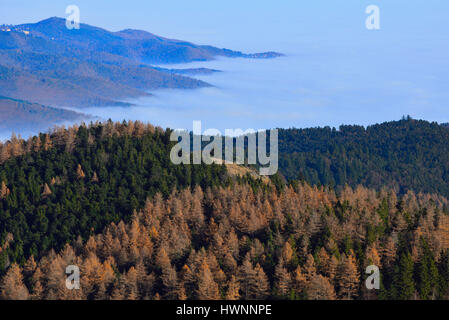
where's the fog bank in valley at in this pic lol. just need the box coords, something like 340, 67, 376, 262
77, 39, 449, 134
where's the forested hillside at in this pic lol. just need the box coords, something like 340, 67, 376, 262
0, 121, 266, 269
0, 17, 281, 108
0, 96, 86, 135
278, 118, 449, 197
2, 183, 449, 300
2, 119, 449, 300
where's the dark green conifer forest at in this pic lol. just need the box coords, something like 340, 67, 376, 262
1, 119, 449, 300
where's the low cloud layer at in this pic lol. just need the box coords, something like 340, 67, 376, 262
77, 38, 449, 133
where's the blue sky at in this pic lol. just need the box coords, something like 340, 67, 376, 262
1, 1, 449, 132
2, 1, 449, 51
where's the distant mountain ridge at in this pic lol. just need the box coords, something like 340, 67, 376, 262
15, 17, 283, 63
0, 96, 86, 134
277, 118, 449, 198
0, 17, 282, 109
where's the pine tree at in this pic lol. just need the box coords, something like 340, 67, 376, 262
238, 258, 269, 300
0, 264, 29, 300
336, 253, 359, 299
91, 171, 99, 183
95, 282, 108, 300
177, 285, 187, 300
293, 266, 307, 297
281, 242, 293, 265
226, 276, 240, 300
27, 264, 43, 300
438, 249, 449, 299
0, 181, 10, 199
252, 264, 269, 300
43, 134, 52, 151
196, 261, 220, 300
306, 275, 336, 300
0, 144, 10, 163
160, 263, 178, 300
42, 183, 52, 197
238, 257, 255, 300
274, 259, 291, 298
303, 254, 316, 282
417, 240, 438, 300
33, 136, 41, 153
392, 252, 415, 300
76, 164, 86, 179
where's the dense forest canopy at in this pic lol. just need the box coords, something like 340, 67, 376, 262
2, 183, 449, 300
278, 118, 449, 197
0, 121, 268, 267
1, 118, 449, 300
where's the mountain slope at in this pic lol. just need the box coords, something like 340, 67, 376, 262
15, 17, 282, 64
0, 138, 449, 300
0, 51, 208, 107
2, 158, 449, 300
0, 17, 282, 108
277, 118, 449, 197
0, 121, 270, 264
1, 120, 449, 301
0, 96, 86, 133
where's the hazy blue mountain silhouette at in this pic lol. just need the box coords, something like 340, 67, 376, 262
14, 17, 282, 63
0, 96, 87, 135
0, 17, 282, 108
